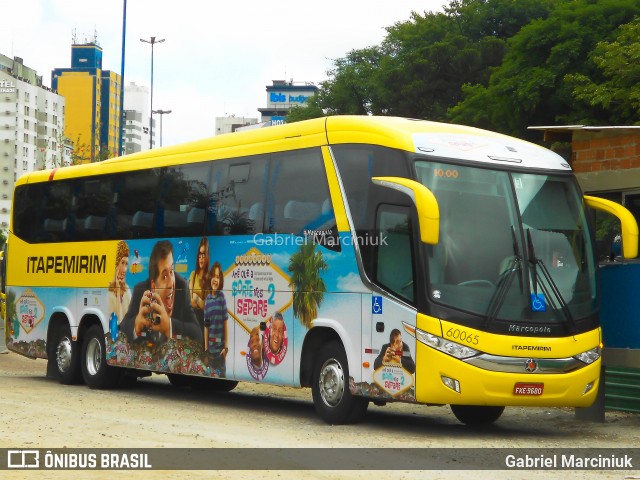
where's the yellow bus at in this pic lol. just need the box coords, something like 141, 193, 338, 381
4, 116, 637, 425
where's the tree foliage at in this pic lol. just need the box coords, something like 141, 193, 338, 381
285, 94, 326, 123
296, 0, 640, 138
450, 0, 640, 136
565, 19, 640, 125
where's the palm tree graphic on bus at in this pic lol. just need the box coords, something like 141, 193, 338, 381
288, 242, 327, 329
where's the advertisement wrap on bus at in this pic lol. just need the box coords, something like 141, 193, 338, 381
3, 116, 638, 426
7, 230, 417, 402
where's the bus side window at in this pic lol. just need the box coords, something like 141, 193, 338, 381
12, 184, 43, 243
157, 163, 210, 237
207, 157, 267, 235
74, 177, 114, 241
267, 148, 338, 249
376, 206, 415, 303
115, 170, 162, 239
40, 182, 73, 242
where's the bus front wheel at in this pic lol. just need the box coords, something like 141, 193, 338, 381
450, 404, 505, 426
81, 325, 121, 389
50, 323, 82, 385
312, 341, 368, 425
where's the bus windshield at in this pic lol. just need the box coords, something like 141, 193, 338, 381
416, 161, 597, 326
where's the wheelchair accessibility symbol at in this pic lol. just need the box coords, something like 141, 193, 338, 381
372, 296, 383, 315
530, 293, 547, 312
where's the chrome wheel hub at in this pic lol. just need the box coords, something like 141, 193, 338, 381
56, 337, 72, 373
86, 337, 102, 376
319, 359, 345, 407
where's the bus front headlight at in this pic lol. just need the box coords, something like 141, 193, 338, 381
416, 329, 480, 360
573, 346, 601, 365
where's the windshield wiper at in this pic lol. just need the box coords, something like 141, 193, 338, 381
526, 228, 577, 333
484, 226, 522, 329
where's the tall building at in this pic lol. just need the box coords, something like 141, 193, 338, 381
215, 115, 258, 135
0, 54, 67, 230
257, 80, 318, 123
52, 41, 121, 162
122, 81, 155, 153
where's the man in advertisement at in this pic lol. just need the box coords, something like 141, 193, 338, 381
374, 328, 415, 374
121, 240, 203, 345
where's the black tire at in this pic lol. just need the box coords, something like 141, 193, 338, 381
49, 323, 82, 385
450, 405, 505, 426
81, 325, 122, 389
311, 341, 368, 425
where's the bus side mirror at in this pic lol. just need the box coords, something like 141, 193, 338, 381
585, 195, 639, 258
372, 176, 439, 244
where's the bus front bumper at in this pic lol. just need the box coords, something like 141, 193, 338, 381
414, 342, 600, 407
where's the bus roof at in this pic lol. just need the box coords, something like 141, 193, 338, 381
18, 116, 569, 186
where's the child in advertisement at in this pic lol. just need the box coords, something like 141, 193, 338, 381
204, 261, 228, 377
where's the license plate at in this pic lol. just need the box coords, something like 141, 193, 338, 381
514, 383, 544, 396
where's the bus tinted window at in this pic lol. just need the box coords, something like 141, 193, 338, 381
158, 163, 210, 237
40, 181, 74, 242
118, 169, 162, 239
13, 183, 44, 243
208, 156, 268, 235
333, 144, 410, 277
267, 149, 336, 246
73, 177, 114, 240
376, 206, 415, 303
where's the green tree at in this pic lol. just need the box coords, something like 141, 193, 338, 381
71, 135, 92, 165
449, 0, 640, 137
317, 46, 386, 115
285, 95, 326, 123
98, 145, 118, 161
313, 0, 554, 122
565, 19, 640, 125
288, 242, 327, 329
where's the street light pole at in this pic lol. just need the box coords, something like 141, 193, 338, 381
152, 109, 172, 147
140, 36, 165, 149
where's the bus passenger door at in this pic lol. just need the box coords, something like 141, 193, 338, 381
369, 297, 417, 401
368, 205, 418, 401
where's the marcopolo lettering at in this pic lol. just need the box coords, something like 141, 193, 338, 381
27, 255, 107, 274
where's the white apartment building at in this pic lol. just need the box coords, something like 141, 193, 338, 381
123, 81, 155, 153
0, 54, 67, 230
215, 115, 258, 135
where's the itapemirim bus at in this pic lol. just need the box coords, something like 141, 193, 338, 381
3, 116, 637, 425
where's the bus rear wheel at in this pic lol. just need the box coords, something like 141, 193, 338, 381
49, 323, 82, 384
81, 325, 121, 389
312, 341, 368, 425
450, 405, 505, 426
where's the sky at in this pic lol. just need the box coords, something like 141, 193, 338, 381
3, 0, 446, 147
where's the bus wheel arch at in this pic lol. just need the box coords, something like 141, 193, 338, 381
47, 313, 82, 384
300, 327, 341, 388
